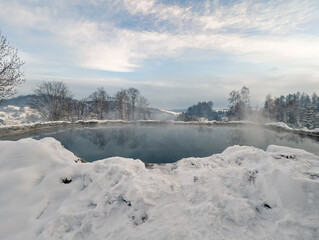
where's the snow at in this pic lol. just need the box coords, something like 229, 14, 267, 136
0, 105, 42, 125
300, 127, 319, 134
266, 122, 293, 131
160, 109, 180, 116
266, 122, 319, 136
0, 138, 318, 239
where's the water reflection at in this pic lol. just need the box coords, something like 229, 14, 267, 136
276, 133, 302, 144
63, 127, 146, 151
85, 130, 109, 150
229, 129, 247, 146
197, 126, 213, 134
1, 125, 318, 163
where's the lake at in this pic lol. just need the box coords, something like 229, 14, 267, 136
1, 124, 319, 163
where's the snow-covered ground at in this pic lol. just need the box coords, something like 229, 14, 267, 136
0, 138, 318, 239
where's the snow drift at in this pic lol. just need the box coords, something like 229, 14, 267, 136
0, 138, 318, 239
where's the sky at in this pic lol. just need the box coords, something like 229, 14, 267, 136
0, 0, 318, 109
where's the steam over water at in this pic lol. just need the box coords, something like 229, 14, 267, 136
2, 125, 319, 163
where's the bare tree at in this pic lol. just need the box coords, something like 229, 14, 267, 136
89, 87, 108, 120
32, 81, 73, 121
127, 87, 140, 120
116, 89, 129, 120
73, 99, 89, 120
0, 32, 25, 104
137, 96, 151, 120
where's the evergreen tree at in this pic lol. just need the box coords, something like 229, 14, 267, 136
263, 92, 318, 129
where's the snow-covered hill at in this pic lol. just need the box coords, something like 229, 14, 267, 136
0, 105, 42, 125
149, 108, 179, 120
0, 138, 318, 239
0, 95, 43, 125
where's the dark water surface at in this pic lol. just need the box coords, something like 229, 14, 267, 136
1, 124, 319, 163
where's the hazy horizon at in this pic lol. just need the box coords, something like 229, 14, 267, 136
1, 0, 318, 109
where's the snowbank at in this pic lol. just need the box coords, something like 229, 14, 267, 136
266, 122, 319, 137
0, 138, 318, 239
266, 122, 293, 130
300, 127, 319, 134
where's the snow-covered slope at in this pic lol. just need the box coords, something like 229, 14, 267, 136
0, 138, 318, 239
149, 108, 179, 120
0, 105, 42, 125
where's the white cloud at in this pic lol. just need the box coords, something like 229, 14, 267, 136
0, 0, 319, 106
0, 0, 318, 76
199, 0, 316, 33
123, 0, 156, 15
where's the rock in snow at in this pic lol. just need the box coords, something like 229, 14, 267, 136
0, 138, 318, 240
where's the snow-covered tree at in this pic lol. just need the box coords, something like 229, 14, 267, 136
228, 86, 251, 120
262, 92, 318, 129
303, 106, 316, 129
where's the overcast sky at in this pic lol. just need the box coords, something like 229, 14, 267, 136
0, 0, 318, 109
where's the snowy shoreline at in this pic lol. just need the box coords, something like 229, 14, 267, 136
0, 137, 318, 239
0, 120, 318, 138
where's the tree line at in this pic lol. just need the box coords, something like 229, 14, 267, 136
227, 87, 319, 129
178, 101, 219, 121
178, 86, 251, 122
263, 92, 319, 129
179, 86, 318, 129
31, 81, 151, 121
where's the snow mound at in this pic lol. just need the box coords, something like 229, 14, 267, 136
0, 138, 318, 239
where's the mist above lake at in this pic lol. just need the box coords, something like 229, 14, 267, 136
3, 124, 318, 163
